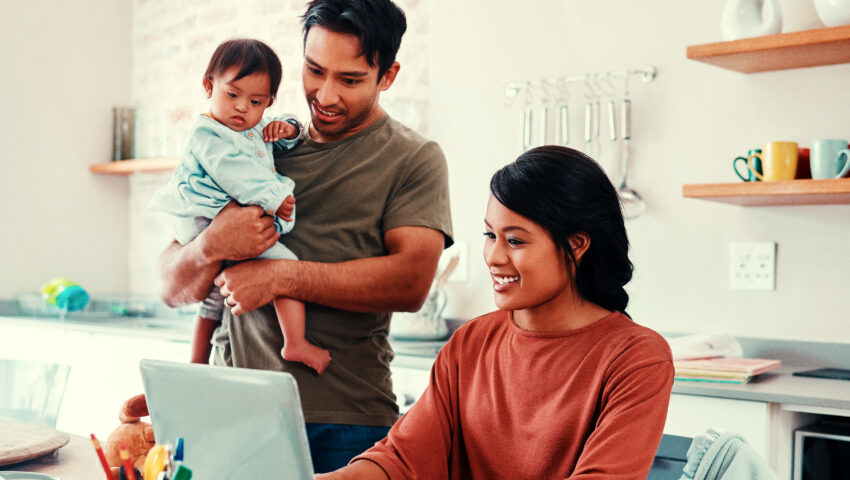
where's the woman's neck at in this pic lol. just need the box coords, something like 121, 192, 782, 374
511, 294, 612, 333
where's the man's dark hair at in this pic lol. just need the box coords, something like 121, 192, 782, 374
203, 39, 282, 99
301, 0, 407, 81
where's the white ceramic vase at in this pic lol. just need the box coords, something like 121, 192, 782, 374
721, 0, 783, 40
813, 0, 850, 27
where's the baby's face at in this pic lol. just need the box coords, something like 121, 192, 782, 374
204, 66, 272, 132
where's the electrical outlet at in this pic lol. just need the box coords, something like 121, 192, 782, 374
437, 241, 468, 283
729, 241, 776, 291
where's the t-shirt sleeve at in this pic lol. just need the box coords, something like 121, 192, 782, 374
382, 141, 454, 248
353, 341, 459, 479
568, 337, 674, 479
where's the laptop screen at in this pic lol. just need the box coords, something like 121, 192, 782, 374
139, 359, 314, 479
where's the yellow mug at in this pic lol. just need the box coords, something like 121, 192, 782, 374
748, 141, 798, 181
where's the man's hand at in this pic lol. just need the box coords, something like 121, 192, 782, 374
214, 260, 279, 316
201, 202, 280, 262
276, 195, 296, 222
263, 120, 299, 142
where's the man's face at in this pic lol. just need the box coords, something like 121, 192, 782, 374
302, 26, 398, 143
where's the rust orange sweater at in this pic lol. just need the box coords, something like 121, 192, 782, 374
356, 310, 674, 479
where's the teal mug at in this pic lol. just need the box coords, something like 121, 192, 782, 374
810, 139, 850, 179
733, 149, 762, 182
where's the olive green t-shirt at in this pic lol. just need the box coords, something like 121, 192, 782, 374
211, 114, 453, 426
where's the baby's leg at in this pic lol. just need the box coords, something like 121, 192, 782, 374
192, 285, 225, 364
274, 297, 331, 374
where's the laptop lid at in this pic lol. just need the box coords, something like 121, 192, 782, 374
139, 359, 314, 479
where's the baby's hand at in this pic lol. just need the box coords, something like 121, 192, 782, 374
264, 120, 298, 143
276, 195, 296, 222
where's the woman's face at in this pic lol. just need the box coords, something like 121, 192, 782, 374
483, 195, 572, 314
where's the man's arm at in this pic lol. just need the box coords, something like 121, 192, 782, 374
215, 225, 445, 315
156, 202, 280, 307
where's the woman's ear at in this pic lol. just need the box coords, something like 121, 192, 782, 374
568, 232, 591, 263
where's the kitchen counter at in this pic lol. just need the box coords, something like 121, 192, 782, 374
0, 433, 102, 479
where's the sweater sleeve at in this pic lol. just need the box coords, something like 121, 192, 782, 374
353, 343, 459, 480
568, 339, 675, 479
192, 124, 292, 214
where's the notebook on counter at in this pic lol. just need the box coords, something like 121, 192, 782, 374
139, 359, 314, 480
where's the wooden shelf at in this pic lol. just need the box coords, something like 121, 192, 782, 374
682, 178, 850, 206
90, 158, 178, 175
686, 25, 850, 73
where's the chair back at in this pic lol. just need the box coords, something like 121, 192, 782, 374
0, 358, 71, 427
647, 433, 692, 480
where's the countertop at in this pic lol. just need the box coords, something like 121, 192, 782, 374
5, 307, 850, 413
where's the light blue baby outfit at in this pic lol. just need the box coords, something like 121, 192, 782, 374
150, 113, 303, 320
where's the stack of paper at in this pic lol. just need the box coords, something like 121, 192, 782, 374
674, 358, 781, 384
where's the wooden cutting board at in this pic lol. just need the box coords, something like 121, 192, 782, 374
0, 417, 70, 467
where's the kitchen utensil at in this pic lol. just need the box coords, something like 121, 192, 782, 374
733, 149, 763, 181
607, 99, 617, 142
584, 101, 592, 155
618, 97, 645, 219
557, 104, 569, 145
0, 473, 63, 480
810, 139, 850, 179
747, 141, 798, 181
390, 255, 457, 340
0, 418, 70, 467
434, 255, 459, 290
521, 105, 533, 151
539, 104, 549, 146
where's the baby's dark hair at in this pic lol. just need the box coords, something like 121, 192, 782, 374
203, 39, 282, 99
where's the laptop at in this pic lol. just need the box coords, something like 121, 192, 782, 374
139, 359, 314, 479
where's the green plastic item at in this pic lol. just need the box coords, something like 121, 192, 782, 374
171, 464, 193, 480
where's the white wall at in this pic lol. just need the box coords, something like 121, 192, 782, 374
0, 0, 132, 297
431, 0, 850, 343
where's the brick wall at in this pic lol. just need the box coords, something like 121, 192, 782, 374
128, 0, 431, 294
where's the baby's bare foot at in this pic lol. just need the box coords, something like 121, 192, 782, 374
282, 342, 332, 375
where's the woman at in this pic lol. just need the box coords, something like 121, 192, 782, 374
320, 146, 674, 479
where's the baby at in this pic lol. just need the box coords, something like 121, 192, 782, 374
150, 38, 331, 374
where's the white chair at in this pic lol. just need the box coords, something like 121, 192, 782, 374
0, 358, 71, 428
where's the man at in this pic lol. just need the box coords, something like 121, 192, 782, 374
156, 0, 452, 473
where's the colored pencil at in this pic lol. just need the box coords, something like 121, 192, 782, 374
119, 442, 137, 480
90, 433, 115, 480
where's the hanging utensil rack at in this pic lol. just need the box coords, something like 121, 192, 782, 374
503, 66, 657, 99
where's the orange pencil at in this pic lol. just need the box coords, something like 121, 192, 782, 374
119, 442, 137, 480
90, 433, 115, 480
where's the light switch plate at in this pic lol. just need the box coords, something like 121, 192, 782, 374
729, 241, 776, 291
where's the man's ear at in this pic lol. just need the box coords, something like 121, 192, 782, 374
267, 97, 275, 108
378, 61, 400, 92
202, 78, 213, 98
568, 232, 591, 264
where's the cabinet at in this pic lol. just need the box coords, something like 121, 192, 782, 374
90, 158, 178, 175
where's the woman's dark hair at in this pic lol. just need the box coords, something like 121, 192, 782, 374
203, 39, 282, 99
301, 0, 407, 81
489, 146, 633, 314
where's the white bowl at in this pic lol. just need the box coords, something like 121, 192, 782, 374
814, 0, 850, 27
